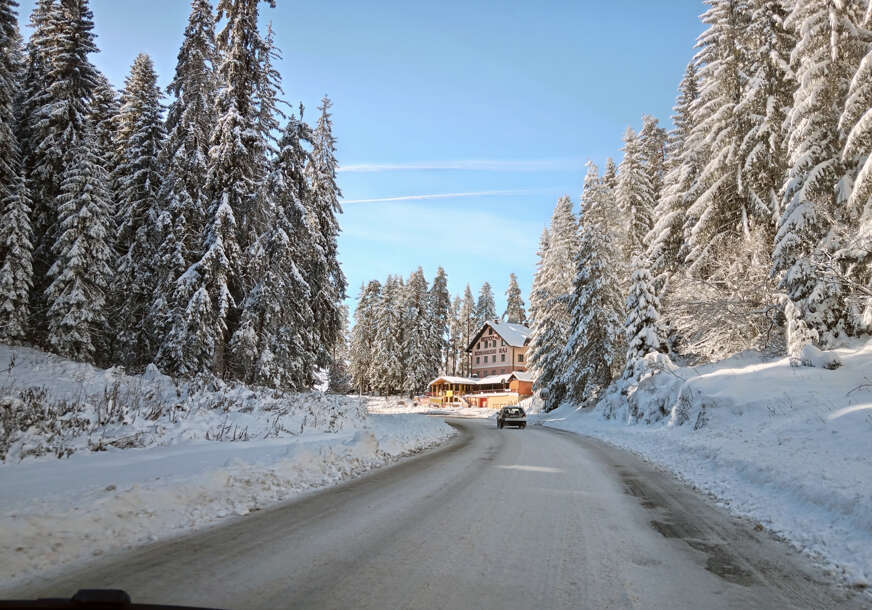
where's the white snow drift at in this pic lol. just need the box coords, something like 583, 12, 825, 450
0, 345, 455, 586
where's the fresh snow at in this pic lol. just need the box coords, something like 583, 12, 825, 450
0, 345, 455, 586
540, 338, 872, 588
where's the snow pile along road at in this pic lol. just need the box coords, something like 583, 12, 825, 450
542, 338, 872, 589
366, 395, 497, 419
0, 345, 455, 585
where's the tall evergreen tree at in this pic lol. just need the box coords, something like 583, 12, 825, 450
0, 0, 31, 343
44, 127, 114, 363
25, 0, 101, 346
561, 214, 623, 403
372, 275, 404, 395
775, 0, 868, 345
448, 295, 462, 374
504, 273, 527, 324
622, 259, 663, 379
403, 267, 432, 394
113, 53, 165, 365
475, 281, 496, 327
152, 0, 217, 354
350, 280, 381, 393
459, 284, 475, 375
529, 195, 578, 410
307, 96, 347, 369
648, 61, 702, 278
429, 266, 450, 373
616, 127, 655, 261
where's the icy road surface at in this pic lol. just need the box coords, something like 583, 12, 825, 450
2, 419, 864, 609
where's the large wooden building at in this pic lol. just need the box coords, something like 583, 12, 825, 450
467, 320, 531, 378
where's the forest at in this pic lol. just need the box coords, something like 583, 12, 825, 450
528, 0, 872, 410
0, 0, 345, 391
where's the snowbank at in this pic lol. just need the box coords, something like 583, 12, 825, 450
366, 395, 497, 419
541, 338, 872, 588
0, 346, 456, 585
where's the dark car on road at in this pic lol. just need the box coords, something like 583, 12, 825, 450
497, 406, 526, 429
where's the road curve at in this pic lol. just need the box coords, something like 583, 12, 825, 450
2, 418, 864, 609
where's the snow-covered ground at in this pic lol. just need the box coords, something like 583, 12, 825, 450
540, 338, 872, 589
366, 395, 497, 419
0, 345, 455, 585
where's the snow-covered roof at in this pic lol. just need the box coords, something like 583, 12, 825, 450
428, 370, 534, 387
466, 320, 531, 351
508, 371, 535, 383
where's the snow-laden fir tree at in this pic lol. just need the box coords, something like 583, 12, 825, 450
560, 210, 623, 404
647, 61, 701, 279
327, 304, 352, 394
622, 258, 664, 380
25, 0, 101, 346
448, 295, 462, 374
350, 280, 381, 393
529, 195, 578, 410
113, 53, 166, 366
504, 272, 527, 324
774, 0, 868, 346
683, 0, 752, 278
638, 115, 668, 204
151, 0, 217, 352
736, 0, 795, 232
429, 266, 450, 373
89, 74, 120, 187
527, 227, 550, 351
0, 0, 31, 344
459, 284, 475, 375
403, 267, 432, 395
307, 96, 347, 369
372, 275, 405, 395
616, 127, 655, 262
44, 126, 115, 363
475, 281, 496, 327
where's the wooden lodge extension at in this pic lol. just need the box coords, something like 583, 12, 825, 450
428, 371, 535, 409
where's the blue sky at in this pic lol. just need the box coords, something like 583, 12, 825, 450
17, 0, 705, 318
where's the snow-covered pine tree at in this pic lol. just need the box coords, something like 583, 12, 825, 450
459, 284, 475, 375
403, 267, 432, 395
775, 0, 868, 346
169, 0, 273, 376
527, 227, 550, 349
113, 53, 166, 366
0, 0, 31, 344
561, 211, 623, 404
429, 266, 450, 374
44, 125, 114, 363
350, 280, 381, 393
683, 0, 753, 278
647, 61, 701, 279
736, 0, 795, 233
616, 127, 655, 262
307, 96, 347, 370
372, 275, 404, 395
89, 74, 120, 187
475, 281, 496, 327
448, 295, 462, 374
504, 273, 527, 324
638, 114, 668, 204
622, 258, 663, 380
327, 304, 352, 394
151, 0, 217, 353
25, 0, 101, 347
529, 195, 578, 410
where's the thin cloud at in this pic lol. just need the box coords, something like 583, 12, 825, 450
338, 159, 582, 173
343, 187, 558, 205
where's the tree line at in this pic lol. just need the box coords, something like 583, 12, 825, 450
0, 0, 345, 391
350, 270, 527, 395
530, 0, 872, 411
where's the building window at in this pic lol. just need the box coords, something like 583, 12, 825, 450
518, 354, 524, 362
488, 328, 493, 335
501, 353, 506, 362
502, 340, 505, 346
484, 355, 488, 363
476, 357, 480, 364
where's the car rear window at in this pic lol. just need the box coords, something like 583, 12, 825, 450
505, 408, 523, 416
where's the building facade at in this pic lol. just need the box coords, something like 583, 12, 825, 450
467, 320, 530, 378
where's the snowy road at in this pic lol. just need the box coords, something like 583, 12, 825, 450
3, 419, 864, 609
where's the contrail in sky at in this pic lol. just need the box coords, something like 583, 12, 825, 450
343, 187, 559, 204
338, 159, 582, 173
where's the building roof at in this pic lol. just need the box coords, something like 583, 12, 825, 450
428, 370, 534, 388
466, 320, 532, 352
